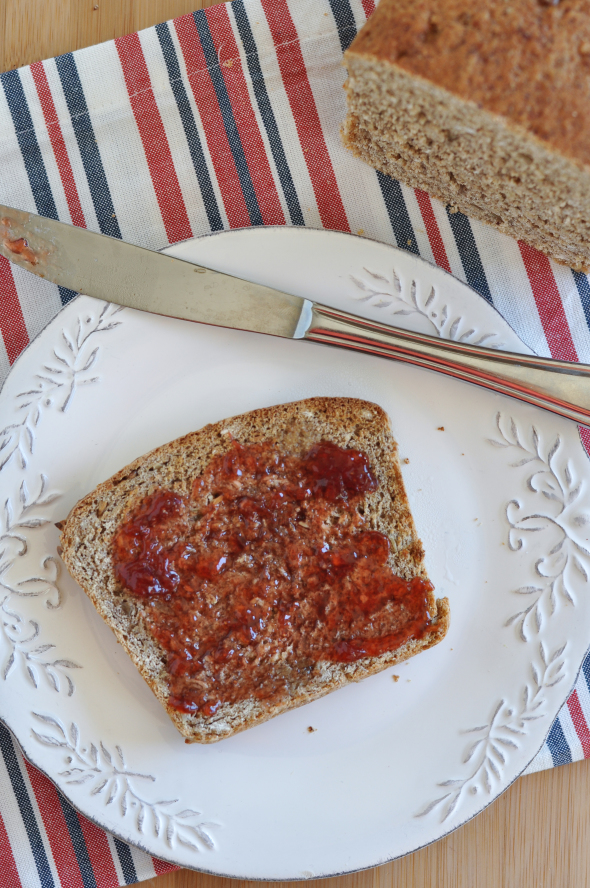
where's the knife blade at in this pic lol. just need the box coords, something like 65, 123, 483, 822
2, 204, 590, 427
0, 207, 309, 339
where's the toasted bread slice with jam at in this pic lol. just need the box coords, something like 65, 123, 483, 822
61, 398, 449, 742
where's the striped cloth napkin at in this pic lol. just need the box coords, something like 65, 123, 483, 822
1, 0, 589, 884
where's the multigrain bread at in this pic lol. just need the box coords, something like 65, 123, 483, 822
61, 398, 449, 743
342, 0, 590, 271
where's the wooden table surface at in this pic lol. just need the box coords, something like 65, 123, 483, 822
3, 1, 590, 886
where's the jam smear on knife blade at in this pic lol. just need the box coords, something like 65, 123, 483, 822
112, 440, 434, 717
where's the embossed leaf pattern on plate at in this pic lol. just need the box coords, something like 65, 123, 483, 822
0, 302, 124, 696
416, 642, 567, 822
349, 267, 505, 347
0, 303, 123, 473
31, 713, 218, 853
0, 475, 81, 695
417, 410, 588, 824
489, 413, 590, 642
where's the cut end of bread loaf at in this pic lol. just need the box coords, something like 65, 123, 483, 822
343, 0, 590, 272
61, 398, 449, 743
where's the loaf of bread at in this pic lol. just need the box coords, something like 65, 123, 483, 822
342, 0, 590, 271
61, 398, 449, 743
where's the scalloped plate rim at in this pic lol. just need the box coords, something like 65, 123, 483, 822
0, 227, 587, 879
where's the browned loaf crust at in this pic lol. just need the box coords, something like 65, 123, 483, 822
342, 0, 590, 271
61, 398, 449, 743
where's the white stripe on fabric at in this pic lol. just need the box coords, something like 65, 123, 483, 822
0, 332, 11, 381
72, 40, 168, 250
138, 26, 215, 239
302, 29, 406, 244
523, 741, 554, 775
148, 20, 232, 235
41, 59, 100, 233
9, 265, 63, 344
400, 183, 436, 261
17, 66, 75, 227
0, 77, 21, 152
552, 263, 590, 363
226, 4, 292, 226
15, 751, 63, 888
349, 0, 374, 30
128, 843, 158, 882
240, 0, 322, 227
0, 81, 39, 217
469, 221, 552, 357
346, 168, 413, 248
167, 19, 232, 231
288, 0, 354, 45
0, 744, 44, 888
573, 668, 590, 732
294, 19, 355, 223
558, 703, 583, 762
0, 72, 67, 350
106, 833, 126, 886
429, 197, 470, 281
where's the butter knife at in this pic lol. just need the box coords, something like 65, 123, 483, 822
2, 204, 590, 427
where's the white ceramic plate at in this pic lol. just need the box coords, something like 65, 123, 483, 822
1, 228, 590, 879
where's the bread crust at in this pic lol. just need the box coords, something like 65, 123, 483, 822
61, 398, 449, 743
343, 0, 590, 271
347, 0, 590, 168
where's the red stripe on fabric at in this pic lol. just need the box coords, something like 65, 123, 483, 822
30, 62, 86, 229
0, 812, 23, 888
567, 690, 590, 759
518, 242, 578, 361
23, 760, 85, 888
206, 5, 285, 225
261, 0, 350, 232
361, 0, 376, 17
579, 426, 590, 455
415, 190, 451, 273
115, 33, 193, 244
174, 13, 251, 228
153, 857, 180, 875
0, 257, 29, 364
76, 814, 120, 888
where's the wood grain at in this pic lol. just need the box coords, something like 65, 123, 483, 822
2, 2, 590, 886
0, 0, 221, 72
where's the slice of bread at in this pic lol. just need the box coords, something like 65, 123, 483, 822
342, 0, 590, 271
61, 398, 449, 743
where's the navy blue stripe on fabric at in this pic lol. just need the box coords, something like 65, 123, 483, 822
192, 10, 264, 226
58, 287, 78, 304
0, 722, 55, 887
327, 0, 358, 52
56, 791, 98, 888
445, 208, 493, 303
113, 837, 138, 884
1, 70, 59, 221
54, 53, 122, 240
231, 0, 304, 226
155, 22, 223, 233
376, 172, 419, 256
1, 70, 75, 307
581, 647, 590, 696
546, 717, 573, 767
572, 270, 590, 335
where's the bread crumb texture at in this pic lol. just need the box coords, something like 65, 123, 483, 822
61, 398, 449, 743
343, 0, 590, 271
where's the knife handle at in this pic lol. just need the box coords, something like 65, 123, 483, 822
305, 303, 590, 427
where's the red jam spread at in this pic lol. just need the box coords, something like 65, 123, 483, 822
112, 440, 434, 716
2, 236, 38, 265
